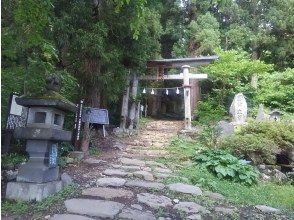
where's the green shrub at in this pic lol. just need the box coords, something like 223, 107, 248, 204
195, 149, 259, 185
194, 100, 226, 124
220, 134, 278, 164
238, 121, 294, 151
1, 153, 27, 169
219, 121, 294, 164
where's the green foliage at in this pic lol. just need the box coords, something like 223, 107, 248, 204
256, 68, 294, 113
1, 153, 27, 169
220, 121, 294, 164
194, 100, 226, 124
195, 149, 260, 185
89, 147, 101, 157
2, 185, 81, 216
196, 124, 222, 148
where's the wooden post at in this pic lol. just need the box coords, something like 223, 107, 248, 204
182, 65, 192, 130
128, 75, 138, 129
120, 79, 130, 131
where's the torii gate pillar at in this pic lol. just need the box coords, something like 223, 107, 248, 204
182, 65, 192, 130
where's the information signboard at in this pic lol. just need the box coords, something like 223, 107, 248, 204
82, 108, 109, 125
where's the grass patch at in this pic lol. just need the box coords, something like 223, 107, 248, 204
163, 136, 294, 215
2, 184, 81, 217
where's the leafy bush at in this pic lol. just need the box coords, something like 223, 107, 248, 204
220, 134, 278, 164
238, 121, 294, 150
220, 121, 294, 164
196, 124, 221, 148
1, 153, 27, 169
195, 149, 259, 185
194, 100, 226, 124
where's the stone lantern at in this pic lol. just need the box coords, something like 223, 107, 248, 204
269, 110, 282, 121
6, 74, 76, 201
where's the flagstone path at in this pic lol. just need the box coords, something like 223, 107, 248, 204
49, 120, 287, 220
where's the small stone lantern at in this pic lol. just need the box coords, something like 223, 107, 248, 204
6, 74, 76, 201
269, 110, 282, 121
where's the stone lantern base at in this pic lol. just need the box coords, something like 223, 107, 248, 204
6, 181, 63, 201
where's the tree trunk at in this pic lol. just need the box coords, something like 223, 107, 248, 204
81, 121, 90, 156
120, 79, 130, 130
128, 75, 138, 129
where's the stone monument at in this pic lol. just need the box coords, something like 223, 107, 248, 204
256, 104, 267, 121
6, 74, 76, 201
229, 93, 247, 125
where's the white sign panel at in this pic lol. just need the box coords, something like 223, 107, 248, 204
10, 95, 23, 116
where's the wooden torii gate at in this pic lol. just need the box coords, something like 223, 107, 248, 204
120, 56, 218, 130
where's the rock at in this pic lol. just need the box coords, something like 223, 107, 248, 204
66, 157, 74, 164
255, 205, 281, 214
103, 169, 129, 177
5, 170, 18, 181
168, 183, 202, 195
83, 158, 103, 164
173, 199, 179, 204
82, 187, 134, 199
203, 191, 225, 200
96, 177, 126, 187
120, 158, 145, 166
174, 202, 208, 214
50, 214, 94, 220
120, 165, 142, 171
187, 214, 202, 220
65, 198, 124, 218
218, 121, 235, 137
112, 164, 122, 168
154, 167, 172, 174
215, 207, 235, 214
142, 167, 152, 172
145, 161, 167, 168
133, 171, 154, 181
125, 180, 165, 190
131, 204, 143, 210
260, 173, 271, 181
113, 141, 124, 150
154, 173, 170, 179
137, 193, 172, 208
273, 169, 287, 183
44, 215, 50, 219
68, 151, 84, 160
61, 173, 73, 187
118, 208, 156, 220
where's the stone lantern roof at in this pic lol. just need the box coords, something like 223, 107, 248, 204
16, 74, 76, 112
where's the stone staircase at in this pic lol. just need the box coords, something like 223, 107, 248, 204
49, 120, 285, 220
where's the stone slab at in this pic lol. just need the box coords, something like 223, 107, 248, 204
255, 205, 281, 214
120, 158, 145, 166
103, 169, 129, 177
6, 181, 62, 201
154, 167, 172, 174
133, 171, 154, 181
125, 180, 165, 190
96, 177, 126, 187
168, 183, 202, 195
82, 187, 134, 199
118, 208, 156, 220
215, 207, 235, 214
174, 202, 208, 214
137, 193, 172, 208
203, 191, 225, 200
50, 214, 95, 220
65, 198, 124, 218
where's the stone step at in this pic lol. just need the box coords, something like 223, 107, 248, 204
65, 198, 124, 218
50, 214, 95, 220
102, 169, 130, 177
119, 207, 156, 220
125, 180, 165, 190
96, 177, 126, 187
137, 193, 173, 208
119, 157, 146, 166
82, 187, 134, 199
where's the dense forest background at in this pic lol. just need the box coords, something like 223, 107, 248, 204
2, 0, 294, 127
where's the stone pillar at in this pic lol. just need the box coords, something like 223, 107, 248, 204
120, 79, 130, 131
128, 76, 138, 129
182, 65, 192, 130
